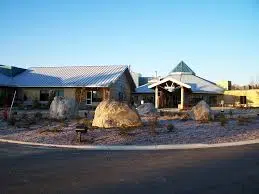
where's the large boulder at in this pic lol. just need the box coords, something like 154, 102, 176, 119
92, 100, 142, 128
136, 103, 157, 116
49, 97, 78, 120
189, 100, 214, 121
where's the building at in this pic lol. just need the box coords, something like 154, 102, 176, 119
0, 65, 136, 109
132, 83, 155, 106
146, 61, 224, 109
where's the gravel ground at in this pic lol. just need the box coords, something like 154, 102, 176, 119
1, 116, 259, 145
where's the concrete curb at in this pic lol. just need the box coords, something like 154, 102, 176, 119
0, 138, 259, 150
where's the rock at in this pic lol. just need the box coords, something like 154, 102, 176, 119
49, 97, 78, 120
136, 103, 158, 116
92, 100, 142, 128
189, 100, 214, 121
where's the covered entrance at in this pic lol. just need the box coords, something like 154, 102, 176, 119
148, 77, 191, 110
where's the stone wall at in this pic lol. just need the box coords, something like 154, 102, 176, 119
110, 73, 132, 103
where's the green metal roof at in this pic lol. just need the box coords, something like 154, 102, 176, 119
170, 61, 196, 75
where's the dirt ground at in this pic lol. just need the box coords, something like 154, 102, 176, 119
1, 114, 259, 145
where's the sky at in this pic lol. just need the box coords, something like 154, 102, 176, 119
0, 0, 259, 85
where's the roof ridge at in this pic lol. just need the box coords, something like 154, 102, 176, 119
28, 65, 128, 68
194, 75, 217, 85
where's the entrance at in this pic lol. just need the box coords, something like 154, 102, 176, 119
165, 89, 181, 108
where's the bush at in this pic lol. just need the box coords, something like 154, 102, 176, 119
17, 104, 24, 110
119, 125, 135, 136
49, 126, 63, 132
35, 112, 42, 119
78, 118, 93, 130
219, 113, 228, 126
180, 113, 189, 121
48, 90, 56, 107
167, 124, 175, 132
32, 98, 40, 109
7, 116, 15, 126
229, 110, 233, 118
149, 116, 159, 135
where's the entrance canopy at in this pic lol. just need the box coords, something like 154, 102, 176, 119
148, 77, 191, 92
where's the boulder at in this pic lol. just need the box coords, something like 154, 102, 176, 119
92, 100, 142, 128
189, 100, 214, 121
136, 103, 158, 116
49, 97, 78, 120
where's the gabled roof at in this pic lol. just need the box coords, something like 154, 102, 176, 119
149, 77, 191, 89
161, 74, 224, 94
5, 65, 132, 88
170, 61, 196, 75
147, 61, 224, 94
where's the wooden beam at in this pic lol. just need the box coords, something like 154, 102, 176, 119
180, 86, 184, 110
155, 86, 159, 109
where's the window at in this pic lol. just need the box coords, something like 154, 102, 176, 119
92, 90, 102, 102
55, 89, 64, 97
40, 90, 49, 101
240, 96, 247, 104
86, 91, 92, 105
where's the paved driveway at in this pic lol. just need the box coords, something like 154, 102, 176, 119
0, 142, 259, 194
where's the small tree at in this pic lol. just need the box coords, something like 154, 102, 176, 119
48, 90, 56, 107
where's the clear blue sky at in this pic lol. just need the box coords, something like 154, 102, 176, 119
0, 0, 258, 85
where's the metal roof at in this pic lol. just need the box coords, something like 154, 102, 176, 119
165, 74, 224, 94
0, 73, 12, 86
148, 61, 224, 94
170, 61, 196, 75
10, 65, 129, 87
134, 83, 155, 94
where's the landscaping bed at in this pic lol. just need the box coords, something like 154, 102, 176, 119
0, 115, 259, 145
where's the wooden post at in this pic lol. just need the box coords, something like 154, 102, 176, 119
77, 131, 82, 142
155, 86, 159, 109
180, 86, 184, 110
9, 90, 16, 119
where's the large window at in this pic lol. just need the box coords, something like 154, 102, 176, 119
40, 90, 49, 101
86, 90, 102, 105
92, 90, 102, 102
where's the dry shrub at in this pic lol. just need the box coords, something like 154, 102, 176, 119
119, 125, 136, 136
180, 113, 189, 121
219, 114, 228, 126
237, 116, 251, 125
78, 118, 93, 129
149, 116, 159, 135
167, 124, 175, 132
